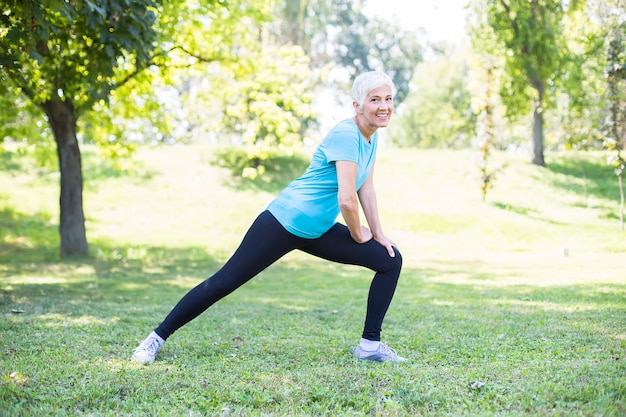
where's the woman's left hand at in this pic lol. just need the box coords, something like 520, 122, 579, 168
374, 234, 397, 257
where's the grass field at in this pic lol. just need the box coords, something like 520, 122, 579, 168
1, 143, 625, 416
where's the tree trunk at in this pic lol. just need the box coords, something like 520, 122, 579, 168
617, 173, 624, 233
531, 87, 546, 166
532, 106, 545, 166
42, 99, 89, 258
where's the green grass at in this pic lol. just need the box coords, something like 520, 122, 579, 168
1, 144, 624, 416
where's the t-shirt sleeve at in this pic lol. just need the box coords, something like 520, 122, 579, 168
321, 125, 359, 163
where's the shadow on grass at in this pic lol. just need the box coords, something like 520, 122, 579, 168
2, 241, 624, 335
491, 154, 622, 222
492, 201, 567, 225
0, 205, 59, 262
546, 154, 620, 207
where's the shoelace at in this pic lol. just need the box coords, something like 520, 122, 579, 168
138, 338, 160, 354
378, 343, 399, 360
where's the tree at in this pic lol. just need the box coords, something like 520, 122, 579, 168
1, 0, 284, 257
1, 0, 164, 257
469, 0, 582, 166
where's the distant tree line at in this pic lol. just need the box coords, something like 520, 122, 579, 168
393, 0, 625, 166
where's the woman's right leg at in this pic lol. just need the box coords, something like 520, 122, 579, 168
300, 223, 402, 342
155, 211, 300, 340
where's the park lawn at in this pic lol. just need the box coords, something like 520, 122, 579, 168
0, 143, 624, 416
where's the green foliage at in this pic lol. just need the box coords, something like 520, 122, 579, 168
469, 0, 595, 165
219, 45, 317, 148
471, 0, 568, 117
0, 88, 55, 166
0, 0, 275, 150
76, 1, 312, 153
211, 145, 310, 191
602, 11, 626, 231
0, 0, 159, 112
555, 1, 621, 150
604, 37, 626, 175
392, 49, 476, 148
79, 73, 177, 155
465, 0, 625, 154
475, 57, 507, 201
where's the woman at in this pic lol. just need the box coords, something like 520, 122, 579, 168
132, 71, 405, 364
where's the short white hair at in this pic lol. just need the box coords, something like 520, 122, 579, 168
351, 71, 395, 107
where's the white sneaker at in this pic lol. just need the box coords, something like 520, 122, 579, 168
132, 332, 164, 364
353, 342, 407, 363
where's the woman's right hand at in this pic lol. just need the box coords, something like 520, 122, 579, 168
351, 225, 373, 243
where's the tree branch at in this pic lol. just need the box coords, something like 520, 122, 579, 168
114, 59, 158, 88
169, 45, 224, 64
114, 44, 236, 89
7, 71, 36, 102
498, 0, 519, 37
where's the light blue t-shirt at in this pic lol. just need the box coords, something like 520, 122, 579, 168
267, 119, 378, 238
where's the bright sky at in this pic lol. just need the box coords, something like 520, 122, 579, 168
363, 0, 468, 44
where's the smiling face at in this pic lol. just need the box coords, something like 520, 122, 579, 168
353, 86, 394, 137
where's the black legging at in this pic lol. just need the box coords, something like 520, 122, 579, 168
155, 210, 402, 341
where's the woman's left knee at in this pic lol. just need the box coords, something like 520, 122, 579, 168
381, 247, 402, 273
392, 247, 403, 269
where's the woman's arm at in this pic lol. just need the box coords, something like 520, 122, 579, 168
357, 161, 397, 257
336, 160, 372, 243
